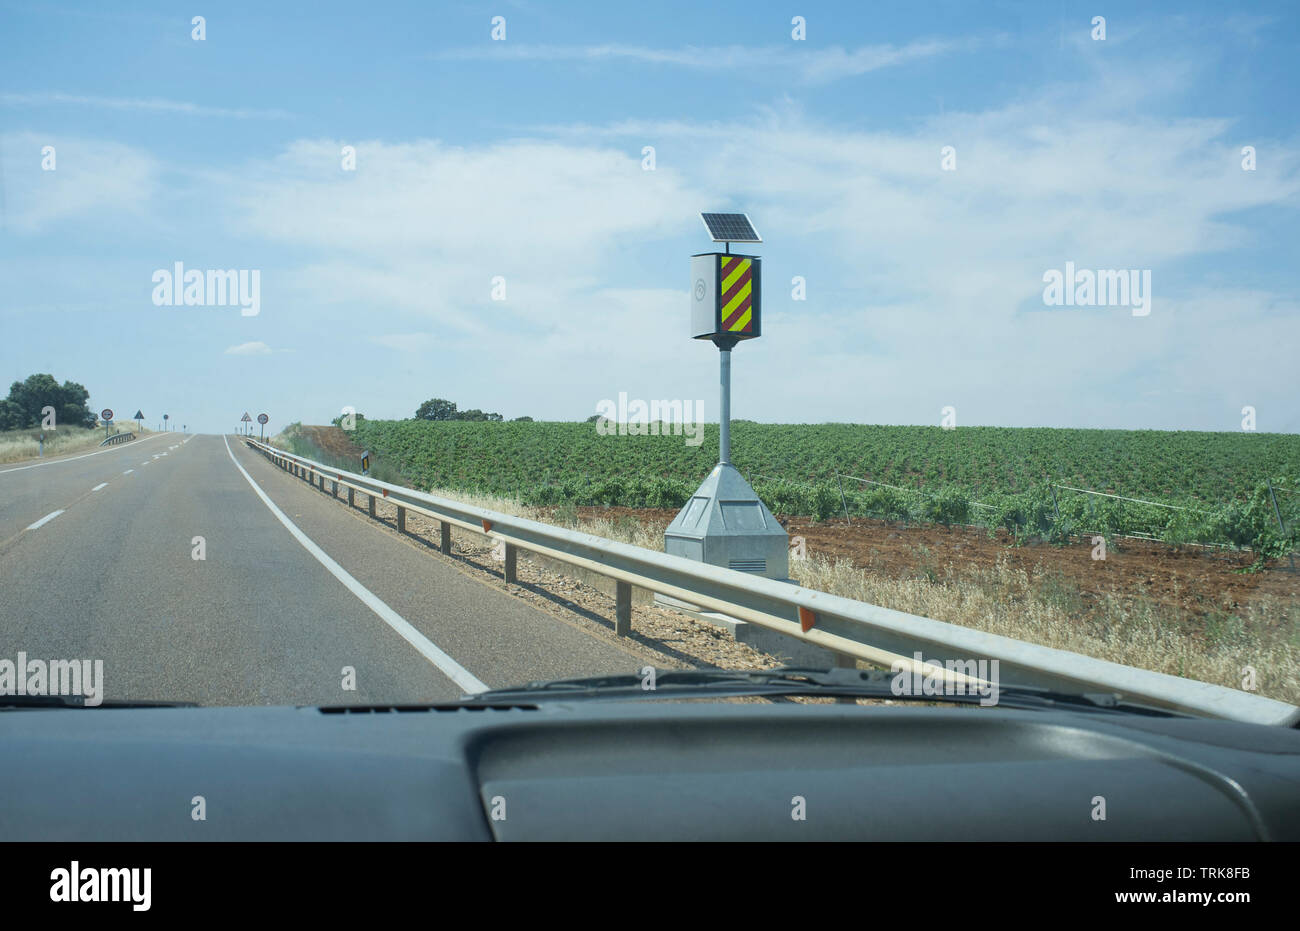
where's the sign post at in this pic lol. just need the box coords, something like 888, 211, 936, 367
361, 451, 371, 476
240, 412, 252, 436
101, 409, 114, 439
134, 410, 144, 434
257, 413, 269, 440
164, 414, 169, 432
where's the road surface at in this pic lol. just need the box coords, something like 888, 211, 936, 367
0, 433, 642, 705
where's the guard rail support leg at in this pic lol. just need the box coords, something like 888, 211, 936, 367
397, 506, 406, 535
615, 581, 632, 637
504, 543, 517, 583
368, 494, 376, 517
440, 522, 452, 555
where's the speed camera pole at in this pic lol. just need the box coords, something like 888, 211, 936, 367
662, 212, 790, 585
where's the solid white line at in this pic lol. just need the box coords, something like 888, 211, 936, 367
0, 433, 169, 475
25, 510, 65, 530
221, 435, 488, 694
91, 482, 108, 491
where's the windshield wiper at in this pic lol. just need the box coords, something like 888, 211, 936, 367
459, 666, 1185, 717
0, 695, 196, 710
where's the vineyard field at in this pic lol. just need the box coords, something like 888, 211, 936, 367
340, 418, 1300, 559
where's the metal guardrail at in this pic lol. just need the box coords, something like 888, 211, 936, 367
245, 438, 1299, 726
99, 431, 136, 447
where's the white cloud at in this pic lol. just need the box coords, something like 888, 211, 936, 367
224, 341, 273, 355
0, 132, 159, 233
203, 70, 1299, 427
0, 92, 289, 119
430, 37, 986, 84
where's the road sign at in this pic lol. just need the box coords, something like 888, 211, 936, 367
134, 410, 143, 420
361, 451, 371, 474
257, 413, 268, 425
241, 412, 251, 421
691, 252, 761, 340
101, 409, 113, 422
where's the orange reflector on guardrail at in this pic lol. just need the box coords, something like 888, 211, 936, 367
482, 520, 493, 533
799, 606, 817, 633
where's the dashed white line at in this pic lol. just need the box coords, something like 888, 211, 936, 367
221, 435, 489, 694
26, 510, 65, 530
91, 482, 108, 492
123, 469, 134, 475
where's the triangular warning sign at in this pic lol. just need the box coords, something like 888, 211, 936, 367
134, 410, 144, 419
241, 412, 252, 421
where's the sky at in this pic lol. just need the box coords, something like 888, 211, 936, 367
0, 0, 1297, 435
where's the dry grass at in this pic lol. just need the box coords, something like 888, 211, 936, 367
437, 486, 1299, 705
791, 553, 1299, 706
0, 423, 149, 464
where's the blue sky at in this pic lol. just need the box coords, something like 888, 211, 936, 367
1, 0, 1297, 434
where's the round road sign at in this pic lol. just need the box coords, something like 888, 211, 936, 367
101, 409, 113, 421
257, 413, 269, 425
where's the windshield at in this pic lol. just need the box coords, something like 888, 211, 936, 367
0, 2, 1295, 723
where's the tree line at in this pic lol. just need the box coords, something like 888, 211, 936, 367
414, 398, 532, 422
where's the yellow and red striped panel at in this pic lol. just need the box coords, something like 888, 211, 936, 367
719, 256, 753, 333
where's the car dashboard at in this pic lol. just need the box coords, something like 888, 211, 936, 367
2, 701, 1298, 841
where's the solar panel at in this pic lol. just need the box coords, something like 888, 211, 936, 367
701, 212, 761, 243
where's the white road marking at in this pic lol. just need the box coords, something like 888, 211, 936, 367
0, 433, 170, 475
91, 483, 108, 492
141, 461, 150, 466
221, 436, 488, 694
26, 510, 65, 530
123, 469, 134, 475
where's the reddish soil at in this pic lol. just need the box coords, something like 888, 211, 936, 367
564, 506, 1298, 626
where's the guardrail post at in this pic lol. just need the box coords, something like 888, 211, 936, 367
331, 480, 338, 497
832, 652, 856, 703
615, 581, 632, 636
440, 522, 452, 554
348, 487, 355, 507
504, 543, 517, 582
368, 494, 376, 517
397, 506, 406, 534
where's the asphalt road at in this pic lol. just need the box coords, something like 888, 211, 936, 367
0, 433, 644, 706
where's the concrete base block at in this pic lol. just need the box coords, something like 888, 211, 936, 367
653, 590, 839, 668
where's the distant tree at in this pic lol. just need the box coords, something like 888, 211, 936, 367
415, 398, 458, 421
585, 414, 601, 424
0, 399, 22, 431
414, 398, 502, 422
2, 374, 96, 430
512, 416, 533, 422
